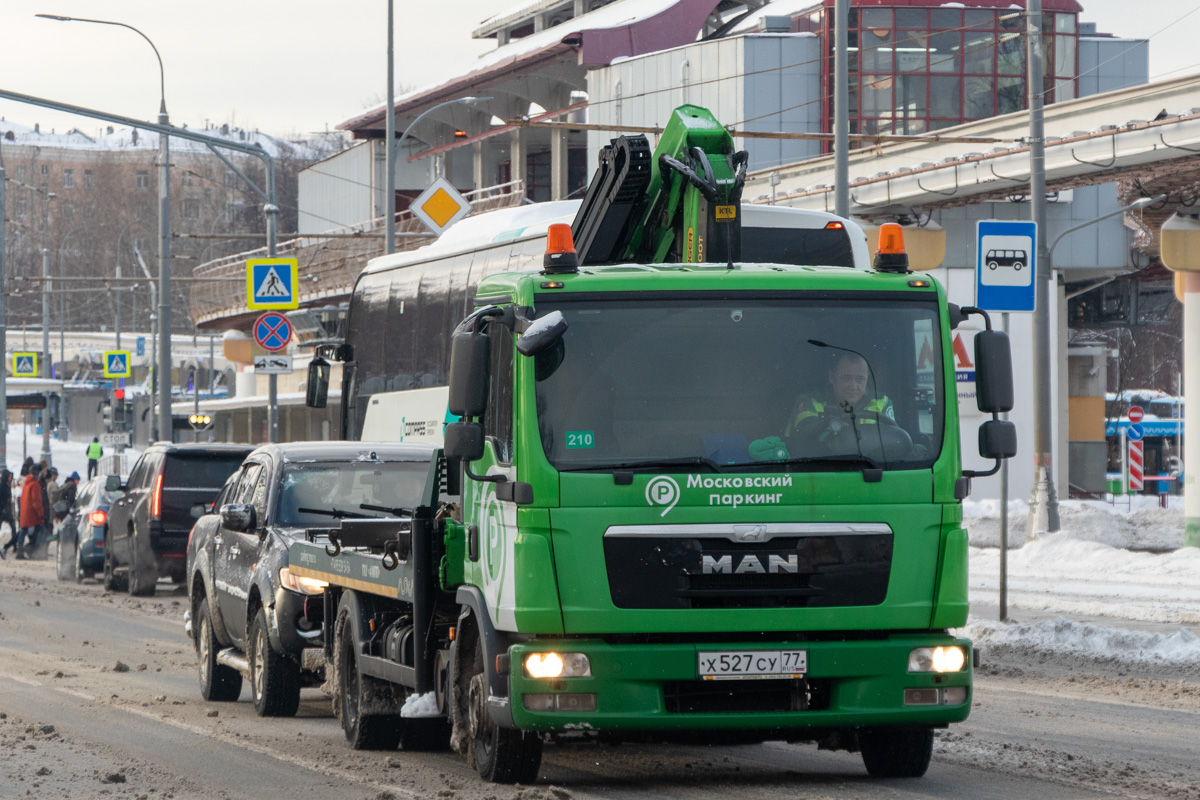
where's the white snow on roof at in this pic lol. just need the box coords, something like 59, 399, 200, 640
358, 0, 683, 121
726, 0, 820, 34
0, 117, 313, 159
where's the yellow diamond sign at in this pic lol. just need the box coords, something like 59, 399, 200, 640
411, 177, 470, 237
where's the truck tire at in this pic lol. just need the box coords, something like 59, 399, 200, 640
128, 536, 157, 596
196, 601, 243, 702
467, 637, 542, 784
103, 545, 127, 593
249, 606, 301, 717
860, 727, 934, 778
336, 608, 403, 750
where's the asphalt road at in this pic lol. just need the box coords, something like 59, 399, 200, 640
1, 553, 1196, 800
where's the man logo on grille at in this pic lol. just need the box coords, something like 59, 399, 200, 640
645, 475, 680, 517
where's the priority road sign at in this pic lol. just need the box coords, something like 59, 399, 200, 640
12, 352, 37, 377
411, 177, 471, 236
104, 350, 131, 378
246, 257, 299, 310
975, 220, 1036, 313
254, 312, 293, 352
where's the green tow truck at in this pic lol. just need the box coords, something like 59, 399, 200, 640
291, 105, 1017, 784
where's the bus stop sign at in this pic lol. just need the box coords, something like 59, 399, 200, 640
976, 220, 1036, 313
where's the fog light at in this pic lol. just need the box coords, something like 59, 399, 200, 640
908, 646, 967, 673
904, 687, 969, 706
524, 652, 591, 679
522, 693, 597, 712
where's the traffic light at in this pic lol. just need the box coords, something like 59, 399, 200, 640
113, 388, 125, 401
189, 414, 212, 430
101, 401, 113, 432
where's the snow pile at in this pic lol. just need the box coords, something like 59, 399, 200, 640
963, 497, 1185, 552
962, 616, 1200, 668
400, 690, 440, 718
970, 533, 1200, 624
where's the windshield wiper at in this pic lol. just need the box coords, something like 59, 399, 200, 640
359, 502, 414, 517
559, 456, 723, 473
298, 506, 377, 520
732, 455, 884, 472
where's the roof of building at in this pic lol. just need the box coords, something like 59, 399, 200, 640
339, 0, 726, 134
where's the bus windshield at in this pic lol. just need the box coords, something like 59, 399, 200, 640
533, 295, 945, 472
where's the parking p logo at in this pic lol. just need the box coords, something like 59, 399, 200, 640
645, 475, 680, 517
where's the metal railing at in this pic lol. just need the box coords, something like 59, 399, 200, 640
189, 180, 526, 327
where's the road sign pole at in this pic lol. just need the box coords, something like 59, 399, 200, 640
41, 248, 52, 467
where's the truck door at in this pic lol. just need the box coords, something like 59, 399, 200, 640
214, 462, 265, 647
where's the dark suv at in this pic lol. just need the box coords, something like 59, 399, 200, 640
105, 443, 253, 595
186, 441, 440, 717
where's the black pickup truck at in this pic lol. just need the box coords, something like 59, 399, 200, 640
186, 441, 441, 717
104, 443, 253, 595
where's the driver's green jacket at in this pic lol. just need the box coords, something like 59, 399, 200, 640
784, 395, 895, 441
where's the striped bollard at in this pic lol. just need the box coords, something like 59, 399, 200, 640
1128, 439, 1144, 493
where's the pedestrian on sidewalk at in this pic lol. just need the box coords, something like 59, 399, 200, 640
19, 457, 33, 477
0, 470, 15, 559
16, 465, 45, 559
86, 437, 103, 480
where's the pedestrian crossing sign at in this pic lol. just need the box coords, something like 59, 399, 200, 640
104, 350, 131, 378
246, 257, 299, 310
12, 352, 37, 377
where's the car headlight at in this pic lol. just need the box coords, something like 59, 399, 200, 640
523, 652, 591, 679
279, 566, 327, 595
908, 646, 967, 673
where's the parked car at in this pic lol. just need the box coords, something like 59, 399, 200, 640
186, 441, 441, 717
56, 478, 123, 582
104, 443, 253, 595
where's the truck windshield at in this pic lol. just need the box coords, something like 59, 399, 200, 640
533, 295, 945, 472
275, 461, 430, 527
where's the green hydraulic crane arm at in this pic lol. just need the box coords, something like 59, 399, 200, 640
570, 105, 749, 266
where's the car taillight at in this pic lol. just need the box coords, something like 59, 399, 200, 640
89, 510, 107, 526
151, 471, 164, 518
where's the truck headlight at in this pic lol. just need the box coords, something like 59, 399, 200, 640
908, 646, 967, 673
279, 566, 327, 595
523, 652, 591, 679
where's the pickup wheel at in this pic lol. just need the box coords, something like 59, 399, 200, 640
336, 608, 402, 750
859, 727, 934, 778
128, 533, 157, 596
249, 606, 301, 717
196, 601, 243, 702
467, 637, 542, 784
102, 544, 127, 592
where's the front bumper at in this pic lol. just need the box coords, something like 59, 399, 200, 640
508, 633, 971, 733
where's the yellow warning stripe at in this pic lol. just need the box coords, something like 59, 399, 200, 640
290, 565, 399, 598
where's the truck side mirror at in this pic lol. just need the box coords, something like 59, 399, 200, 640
447, 332, 490, 417
974, 329, 1013, 413
979, 419, 1017, 460
516, 310, 567, 357
306, 357, 330, 409
444, 422, 485, 462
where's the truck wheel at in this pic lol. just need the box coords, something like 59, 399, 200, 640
128, 536, 157, 596
860, 727, 934, 778
249, 606, 301, 717
336, 609, 402, 750
103, 546, 127, 593
467, 638, 542, 783
196, 601, 243, 702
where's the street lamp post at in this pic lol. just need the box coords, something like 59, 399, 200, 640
1023, 194, 1163, 540
0, 135, 8, 467
385, 95, 491, 254
41, 248, 52, 467
38, 13, 172, 443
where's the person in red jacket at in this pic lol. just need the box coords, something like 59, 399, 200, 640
16, 465, 45, 560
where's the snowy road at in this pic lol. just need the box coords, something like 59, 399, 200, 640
2, 552, 1198, 799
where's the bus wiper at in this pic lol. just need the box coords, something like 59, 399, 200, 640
359, 502, 414, 517
298, 506, 377, 520
561, 456, 723, 473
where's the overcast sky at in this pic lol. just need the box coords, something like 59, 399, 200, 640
0, 0, 1195, 140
